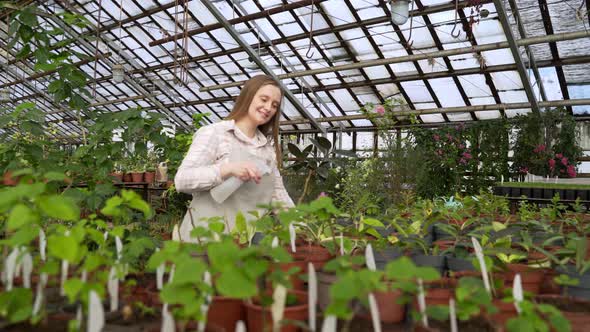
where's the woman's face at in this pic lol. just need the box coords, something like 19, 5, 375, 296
247, 84, 281, 126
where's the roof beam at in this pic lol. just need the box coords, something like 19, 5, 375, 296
150, 0, 328, 47
279, 98, 590, 126
200, 30, 590, 92
199, 0, 325, 134
493, 0, 539, 114
18, 55, 590, 114
538, 0, 572, 113
507, 0, 548, 103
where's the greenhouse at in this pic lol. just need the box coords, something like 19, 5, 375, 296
1, 0, 590, 331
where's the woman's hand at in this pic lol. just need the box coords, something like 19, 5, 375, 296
220, 162, 262, 184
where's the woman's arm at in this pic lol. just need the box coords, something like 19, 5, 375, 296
174, 126, 224, 194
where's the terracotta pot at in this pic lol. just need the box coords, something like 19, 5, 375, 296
3, 171, 18, 186
130, 172, 144, 183
540, 268, 561, 295
244, 290, 308, 332
536, 294, 590, 332
502, 264, 545, 294
289, 244, 334, 270
144, 171, 156, 184
271, 260, 307, 291
110, 172, 124, 182
489, 299, 517, 327
207, 296, 246, 332
433, 240, 455, 251
123, 173, 133, 182
359, 288, 405, 323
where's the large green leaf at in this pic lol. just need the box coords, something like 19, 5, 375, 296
215, 268, 257, 298
310, 136, 332, 152
287, 143, 304, 158
39, 195, 79, 221
7, 204, 38, 231
47, 235, 79, 262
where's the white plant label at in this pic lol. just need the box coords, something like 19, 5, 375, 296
340, 233, 344, 256
115, 236, 123, 261
21, 252, 33, 289
172, 224, 180, 242
513, 273, 523, 314
449, 298, 458, 332
501, 175, 504, 184
320, 315, 337, 332
471, 237, 491, 294
554, 176, 558, 184
108, 267, 119, 312
271, 284, 287, 331
308, 262, 317, 332
162, 303, 175, 332
368, 293, 382, 332
417, 278, 428, 327
365, 244, 376, 271
198, 271, 212, 332
156, 248, 164, 290
76, 305, 82, 330
33, 279, 45, 316
60, 260, 69, 296
271, 236, 279, 248
289, 223, 296, 253
103, 231, 108, 242
5, 247, 19, 291
168, 265, 176, 284
235, 320, 246, 332
39, 229, 46, 261
87, 290, 105, 332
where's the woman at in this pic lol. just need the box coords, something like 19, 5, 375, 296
174, 75, 294, 242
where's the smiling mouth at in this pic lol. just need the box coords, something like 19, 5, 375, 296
258, 109, 270, 119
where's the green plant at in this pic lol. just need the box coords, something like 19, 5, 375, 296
505, 299, 570, 332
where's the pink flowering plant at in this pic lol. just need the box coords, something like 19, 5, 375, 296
511, 108, 581, 178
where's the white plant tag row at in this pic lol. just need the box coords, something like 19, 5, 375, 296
513, 274, 523, 314
417, 278, 428, 327
235, 320, 246, 332
108, 267, 119, 312
289, 223, 296, 253
32, 272, 48, 316
340, 233, 344, 256
4, 247, 19, 290
368, 293, 382, 332
197, 271, 212, 332
271, 284, 287, 331
156, 248, 165, 290
39, 229, 46, 261
308, 263, 317, 332
87, 290, 104, 332
115, 236, 123, 261
271, 236, 279, 248
60, 260, 69, 296
172, 224, 180, 242
21, 252, 33, 289
321, 315, 337, 332
471, 237, 491, 294
365, 244, 376, 271
162, 303, 175, 332
449, 298, 458, 332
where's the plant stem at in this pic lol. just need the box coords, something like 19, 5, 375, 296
298, 169, 314, 204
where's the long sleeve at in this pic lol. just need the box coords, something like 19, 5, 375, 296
174, 125, 224, 194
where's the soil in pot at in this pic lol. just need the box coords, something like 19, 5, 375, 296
535, 294, 590, 332
244, 290, 308, 332
207, 296, 246, 332
415, 316, 495, 332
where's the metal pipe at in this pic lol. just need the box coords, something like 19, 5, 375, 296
200, 30, 590, 92
200, 0, 326, 134
279, 98, 590, 125
493, 0, 539, 114
149, 0, 328, 47
507, 0, 548, 104
0, 53, 111, 89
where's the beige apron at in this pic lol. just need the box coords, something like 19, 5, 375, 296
178, 147, 275, 242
